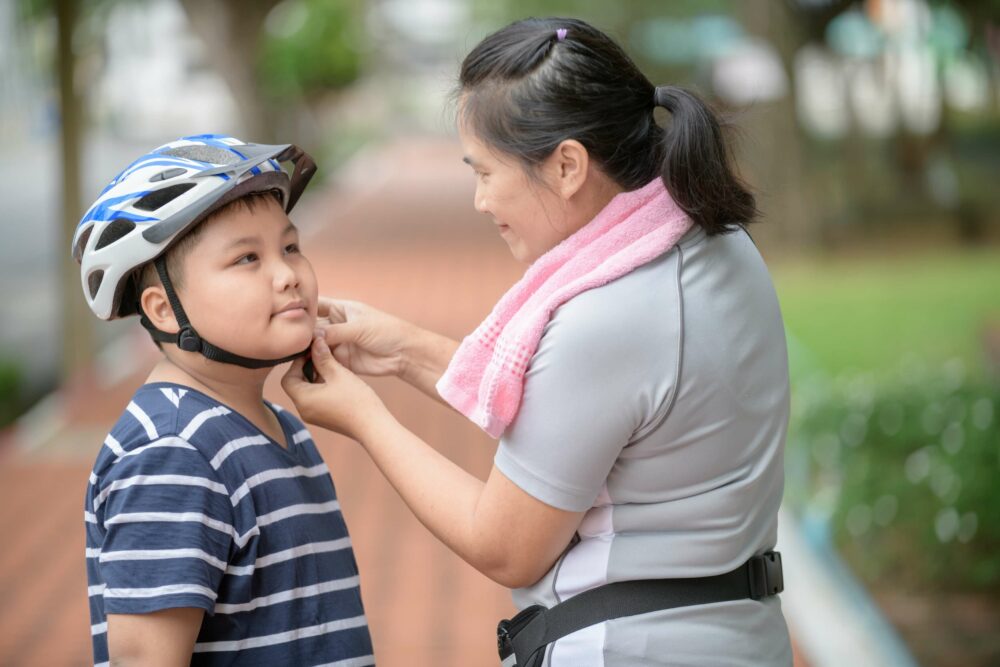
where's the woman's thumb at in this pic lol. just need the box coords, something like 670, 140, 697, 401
311, 335, 339, 370
324, 321, 363, 347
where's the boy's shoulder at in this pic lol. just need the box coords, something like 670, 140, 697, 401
94, 383, 308, 475
110, 382, 224, 440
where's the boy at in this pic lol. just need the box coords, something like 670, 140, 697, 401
74, 134, 373, 666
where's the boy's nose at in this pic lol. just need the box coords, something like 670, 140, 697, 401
273, 259, 300, 290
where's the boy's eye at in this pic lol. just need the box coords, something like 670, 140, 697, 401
284, 243, 300, 255
235, 252, 258, 265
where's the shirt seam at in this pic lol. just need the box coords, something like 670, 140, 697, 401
629, 243, 686, 445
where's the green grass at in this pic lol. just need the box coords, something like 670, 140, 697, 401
772, 249, 1000, 378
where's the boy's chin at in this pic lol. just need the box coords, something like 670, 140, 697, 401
226, 335, 312, 366
267, 338, 312, 360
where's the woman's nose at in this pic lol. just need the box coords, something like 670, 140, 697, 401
474, 186, 489, 214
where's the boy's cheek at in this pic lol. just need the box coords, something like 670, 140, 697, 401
301, 265, 320, 314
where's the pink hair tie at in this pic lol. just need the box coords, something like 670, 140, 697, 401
556, 28, 568, 41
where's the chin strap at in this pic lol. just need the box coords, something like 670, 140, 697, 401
139, 256, 308, 369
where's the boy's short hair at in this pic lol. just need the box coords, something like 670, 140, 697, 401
136, 189, 282, 348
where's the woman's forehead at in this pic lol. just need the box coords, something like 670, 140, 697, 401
458, 125, 518, 170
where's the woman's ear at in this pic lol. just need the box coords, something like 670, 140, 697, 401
548, 139, 590, 201
140, 285, 180, 334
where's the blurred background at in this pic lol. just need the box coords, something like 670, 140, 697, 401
0, 0, 998, 665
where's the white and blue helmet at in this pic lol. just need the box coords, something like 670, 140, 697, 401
72, 134, 316, 321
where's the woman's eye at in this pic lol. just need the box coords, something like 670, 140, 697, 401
235, 253, 258, 265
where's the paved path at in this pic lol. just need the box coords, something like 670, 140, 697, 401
0, 137, 809, 666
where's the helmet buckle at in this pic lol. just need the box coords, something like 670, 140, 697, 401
177, 326, 202, 353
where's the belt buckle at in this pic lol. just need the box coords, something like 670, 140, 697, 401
749, 551, 783, 600
497, 619, 515, 664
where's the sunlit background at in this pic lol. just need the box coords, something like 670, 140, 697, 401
1, 1, 998, 666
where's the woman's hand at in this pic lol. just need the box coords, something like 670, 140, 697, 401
282, 335, 393, 442
317, 297, 460, 404
317, 298, 412, 378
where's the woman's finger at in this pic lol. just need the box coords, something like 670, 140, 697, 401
317, 297, 348, 323
281, 355, 307, 393
311, 335, 342, 375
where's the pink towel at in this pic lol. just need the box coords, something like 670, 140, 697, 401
436, 177, 693, 438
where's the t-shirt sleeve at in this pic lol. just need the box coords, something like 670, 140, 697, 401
94, 439, 234, 615
494, 289, 678, 512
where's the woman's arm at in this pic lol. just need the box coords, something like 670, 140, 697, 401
319, 298, 458, 404
396, 322, 458, 402
283, 336, 583, 588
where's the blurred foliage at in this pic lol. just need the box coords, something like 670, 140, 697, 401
257, 0, 365, 101
775, 250, 1000, 376
780, 251, 1000, 592
788, 362, 1000, 590
0, 359, 25, 428
468, 0, 736, 82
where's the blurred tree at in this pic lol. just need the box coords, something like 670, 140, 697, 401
17, 0, 367, 381
177, 0, 365, 146
737, 0, 853, 248
176, 0, 282, 142
257, 0, 364, 100
253, 0, 366, 147
55, 0, 91, 378
20, 0, 148, 381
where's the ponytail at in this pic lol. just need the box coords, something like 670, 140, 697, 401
653, 86, 758, 234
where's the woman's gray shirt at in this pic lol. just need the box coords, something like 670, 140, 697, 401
495, 226, 793, 666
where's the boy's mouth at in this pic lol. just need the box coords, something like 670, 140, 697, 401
272, 300, 308, 319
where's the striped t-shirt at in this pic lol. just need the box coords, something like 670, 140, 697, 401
84, 382, 373, 666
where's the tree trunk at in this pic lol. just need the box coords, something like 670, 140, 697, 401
737, 0, 819, 251
177, 0, 281, 142
56, 0, 91, 378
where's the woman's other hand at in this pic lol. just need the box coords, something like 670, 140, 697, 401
317, 298, 411, 378
282, 335, 392, 442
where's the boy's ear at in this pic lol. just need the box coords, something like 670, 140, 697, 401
139, 285, 180, 334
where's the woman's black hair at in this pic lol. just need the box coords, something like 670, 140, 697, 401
458, 17, 758, 235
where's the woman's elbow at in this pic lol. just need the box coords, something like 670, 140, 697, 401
479, 552, 552, 589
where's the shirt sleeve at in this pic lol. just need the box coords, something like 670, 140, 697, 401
94, 438, 234, 615
494, 280, 680, 512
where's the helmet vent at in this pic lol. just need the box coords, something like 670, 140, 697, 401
149, 167, 187, 182
88, 270, 104, 299
73, 225, 93, 261
95, 218, 136, 250
134, 183, 196, 211
162, 145, 240, 165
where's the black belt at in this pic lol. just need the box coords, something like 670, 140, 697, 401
497, 551, 784, 667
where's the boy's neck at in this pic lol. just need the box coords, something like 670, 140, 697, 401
147, 353, 272, 420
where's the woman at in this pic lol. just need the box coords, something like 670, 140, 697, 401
284, 17, 792, 666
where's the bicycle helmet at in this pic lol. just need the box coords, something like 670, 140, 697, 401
72, 133, 317, 368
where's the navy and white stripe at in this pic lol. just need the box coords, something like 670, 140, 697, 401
85, 382, 373, 666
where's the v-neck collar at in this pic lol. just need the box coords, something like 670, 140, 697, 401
143, 382, 297, 453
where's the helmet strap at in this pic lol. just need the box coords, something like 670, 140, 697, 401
139, 256, 307, 369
